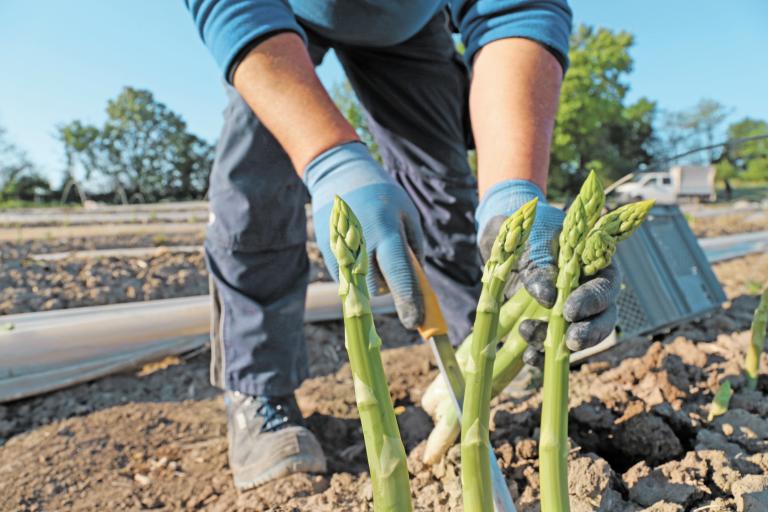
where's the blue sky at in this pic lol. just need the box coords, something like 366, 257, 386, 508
1, 0, 767, 182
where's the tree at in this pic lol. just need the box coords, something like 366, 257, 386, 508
0, 125, 51, 202
57, 120, 101, 203
549, 25, 658, 197
659, 99, 731, 164
58, 87, 214, 202
682, 99, 731, 163
716, 118, 768, 182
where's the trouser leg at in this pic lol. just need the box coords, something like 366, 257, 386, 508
335, 12, 481, 344
207, 40, 327, 396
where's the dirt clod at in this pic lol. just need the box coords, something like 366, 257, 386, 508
732, 475, 768, 512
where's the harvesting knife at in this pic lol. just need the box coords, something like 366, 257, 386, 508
409, 251, 517, 512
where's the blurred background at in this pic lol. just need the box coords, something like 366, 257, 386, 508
1, 0, 767, 204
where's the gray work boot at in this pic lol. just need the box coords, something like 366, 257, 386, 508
225, 391, 327, 490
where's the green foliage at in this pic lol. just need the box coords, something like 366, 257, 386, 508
716, 118, 768, 182
0, 126, 51, 202
550, 25, 657, 198
58, 87, 214, 202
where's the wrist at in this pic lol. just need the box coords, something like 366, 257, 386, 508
295, 131, 360, 175
304, 141, 390, 197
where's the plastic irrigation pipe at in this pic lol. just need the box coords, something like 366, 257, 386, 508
699, 230, 768, 263
0, 226, 753, 402
0, 281, 396, 402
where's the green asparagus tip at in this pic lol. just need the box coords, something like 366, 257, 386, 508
330, 195, 364, 268
558, 195, 590, 265
581, 229, 617, 276
579, 170, 606, 228
484, 197, 538, 283
595, 199, 655, 242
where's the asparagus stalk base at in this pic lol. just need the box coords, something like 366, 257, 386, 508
461, 299, 501, 512
344, 313, 413, 511
538, 290, 571, 512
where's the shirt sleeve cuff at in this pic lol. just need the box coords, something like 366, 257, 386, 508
188, 0, 308, 82
456, 0, 573, 73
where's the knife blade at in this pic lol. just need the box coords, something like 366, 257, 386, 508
409, 250, 517, 512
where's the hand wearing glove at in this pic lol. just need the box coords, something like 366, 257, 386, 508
476, 180, 621, 363
305, 141, 425, 328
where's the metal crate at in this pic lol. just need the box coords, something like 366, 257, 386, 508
612, 205, 726, 339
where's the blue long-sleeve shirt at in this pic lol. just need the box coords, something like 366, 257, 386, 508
186, 0, 572, 82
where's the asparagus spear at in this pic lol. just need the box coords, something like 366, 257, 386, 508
330, 196, 413, 512
462, 198, 538, 512
746, 287, 768, 390
538, 194, 592, 512
708, 380, 733, 422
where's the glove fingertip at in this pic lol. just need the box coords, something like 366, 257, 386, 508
562, 297, 583, 323
523, 346, 544, 368
524, 277, 557, 309
565, 314, 615, 352
565, 331, 587, 353
393, 295, 424, 330
519, 319, 547, 346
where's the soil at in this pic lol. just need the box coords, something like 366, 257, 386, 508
1, 222, 767, 510
0, 249, 208, 315
688, 210, 768, 238
1, 253, 767, 510
0, 236, 330, 316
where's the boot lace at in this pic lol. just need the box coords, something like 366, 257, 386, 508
254, 396, 293, 433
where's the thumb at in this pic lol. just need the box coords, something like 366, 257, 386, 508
375, 236, 424, 329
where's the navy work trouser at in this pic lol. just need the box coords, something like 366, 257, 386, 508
206, 12, 482, 396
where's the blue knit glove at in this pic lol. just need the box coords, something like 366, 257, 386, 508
305, 142, 425, 328
476, 180, 564, 306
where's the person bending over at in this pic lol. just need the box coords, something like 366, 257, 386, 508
186, 0, 619, 491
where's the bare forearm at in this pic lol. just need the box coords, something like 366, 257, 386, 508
470, 38, 563, 197
232, 32, 359, 174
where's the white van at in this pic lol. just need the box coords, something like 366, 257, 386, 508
612, 166, 716, 204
